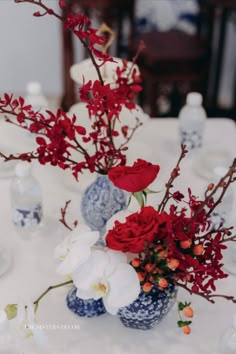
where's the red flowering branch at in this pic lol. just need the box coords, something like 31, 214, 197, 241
118, 118, 143, 150
197, 225, 233, 240
15, 0, 105, 83
158, 145, 188, 212
177, 281, 236, 304
0, 1, 143, 178
59, 200, 78, 231
190, 159, 236, 223
220, 233, 236, 243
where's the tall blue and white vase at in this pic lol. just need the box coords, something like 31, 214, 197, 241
118, 285, 177, 330
81, 174, 127, 245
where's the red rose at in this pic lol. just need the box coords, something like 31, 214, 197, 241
106, 206, 159, 253
108, 159, 160, 193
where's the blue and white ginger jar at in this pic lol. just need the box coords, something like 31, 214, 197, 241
118, 285, 177, 330
66, 287, 106, 318
81, 175, 126, 236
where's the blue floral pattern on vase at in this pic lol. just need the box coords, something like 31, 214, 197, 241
66, 287, 106, 318
118, 285, 177, 330
81, 175, 127, 237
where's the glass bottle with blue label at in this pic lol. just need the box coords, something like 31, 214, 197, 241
10, 162, 43, 239
179, 92, 207, 152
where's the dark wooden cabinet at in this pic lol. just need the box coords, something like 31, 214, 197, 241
209, 0, 236, 115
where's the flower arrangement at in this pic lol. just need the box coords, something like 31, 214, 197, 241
1, 0, 236, 344
105, 146, 236, 333
5, 146, 236, 338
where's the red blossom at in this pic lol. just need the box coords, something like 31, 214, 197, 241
108, 159, 160, 193
106, 206, 160, 253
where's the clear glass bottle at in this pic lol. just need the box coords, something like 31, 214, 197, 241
219, 315, 236, 353
178, 92, 207, 152
10, 162, 43, 239
209, 182, 234, 229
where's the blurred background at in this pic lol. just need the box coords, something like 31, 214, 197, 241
0, 0, 235, 120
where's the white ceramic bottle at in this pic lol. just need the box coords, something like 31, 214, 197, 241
25, 81, 49, 113
178, 92, 207, 152
10, 162, 43, 239
24, 81, 49, 132
219, 315, 236, 353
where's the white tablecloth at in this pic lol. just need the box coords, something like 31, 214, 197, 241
0, 116, 236, 354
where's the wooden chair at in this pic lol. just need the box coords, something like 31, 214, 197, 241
129, 0, 215, 117
209, 0, 236, 117
61, 0, 135, 111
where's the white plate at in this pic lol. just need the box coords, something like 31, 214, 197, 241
192, 147, 234, 180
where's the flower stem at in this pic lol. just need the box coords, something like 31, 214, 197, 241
33, 280, 73, 308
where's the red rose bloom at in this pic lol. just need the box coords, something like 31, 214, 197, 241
108, 159, 160, 193
106, 206, 159, 253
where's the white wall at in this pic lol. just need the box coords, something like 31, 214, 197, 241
0, 0, 63, 97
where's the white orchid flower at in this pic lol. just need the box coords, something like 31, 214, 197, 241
0, 309, 7, 323
72, 249, 140, 315
105, 209, 137, 232
0, 309, 16, 351
16, 302, 48, 347
54, 224, 99, 275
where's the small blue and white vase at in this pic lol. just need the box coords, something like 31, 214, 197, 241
118, 285, 177, 330
81, 174, 127, 244
66, 287, 106, 318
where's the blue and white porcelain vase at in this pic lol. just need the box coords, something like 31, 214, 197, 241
81, 174, 127, 243
118, 285, 177, 330
66, 287, 106, 318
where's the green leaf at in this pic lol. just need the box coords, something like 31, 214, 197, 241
177, 320, 184, 327
183, 321, 192, 326
178, 301, 191, 311
4, 304, 17, 320
142, 190, 147, 203
144, 188, 161, 195
132, 192, 145, 207
178, 302, 185, 311
177, 320, 192, 327
127, 194, 132, 207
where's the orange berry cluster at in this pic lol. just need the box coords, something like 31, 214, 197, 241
178, 302, 194, 335
131, 245, 181, 292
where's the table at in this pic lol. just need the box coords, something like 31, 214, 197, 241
0, 115, 236, 353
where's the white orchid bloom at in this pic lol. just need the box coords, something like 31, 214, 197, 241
106, 209, 137, 232
54, 224, 99, 275
0, 309, 7, 323
72, 249, 140, 315
16, 302, 48, 347
0, 309, 16, 351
